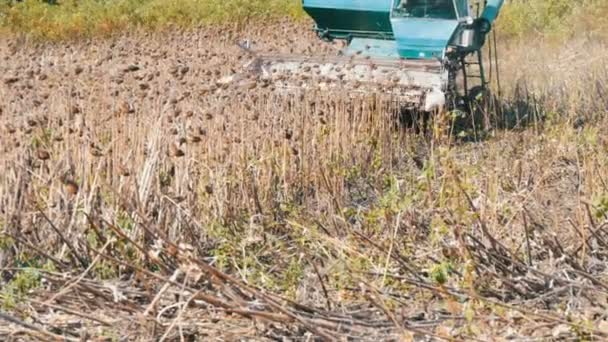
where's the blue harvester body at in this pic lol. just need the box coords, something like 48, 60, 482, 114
302, 0, 504, 59
243, 1, 505, 112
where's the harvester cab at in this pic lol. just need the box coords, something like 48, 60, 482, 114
241, 0, 504, 114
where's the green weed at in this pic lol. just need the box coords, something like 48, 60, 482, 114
1, 268, 42, 310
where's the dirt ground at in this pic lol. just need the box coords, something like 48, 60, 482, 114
1, 20, 608, 341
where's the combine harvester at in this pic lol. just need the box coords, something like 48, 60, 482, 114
242, 0, 504, 114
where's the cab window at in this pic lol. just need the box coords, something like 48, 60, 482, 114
395, 0, 457, 20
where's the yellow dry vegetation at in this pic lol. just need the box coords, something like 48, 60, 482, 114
497, 0, 608, 40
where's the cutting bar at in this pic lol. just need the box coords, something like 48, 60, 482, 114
242, 53, 449, 111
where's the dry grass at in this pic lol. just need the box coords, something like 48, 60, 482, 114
0, 20, 607, 340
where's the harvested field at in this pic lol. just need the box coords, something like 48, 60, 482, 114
1, 19, 608, 341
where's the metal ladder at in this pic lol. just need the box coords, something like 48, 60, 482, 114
461, 49, 488, 100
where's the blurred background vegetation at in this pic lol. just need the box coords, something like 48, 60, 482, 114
497, 0, 608, 39
0, 0, 607, 40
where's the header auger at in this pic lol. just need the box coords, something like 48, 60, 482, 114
240, 0, 504, 114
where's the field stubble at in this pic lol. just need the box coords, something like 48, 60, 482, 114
1, 21, 608, 340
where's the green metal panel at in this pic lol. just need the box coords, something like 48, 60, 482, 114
390, 0, 460, 59
454, 0, 470, 18
303, 0, 393, 38
481, 0, 504, 23
303, 7, 393, 38
343, 38, 401, 58
391, 17, 460, 59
